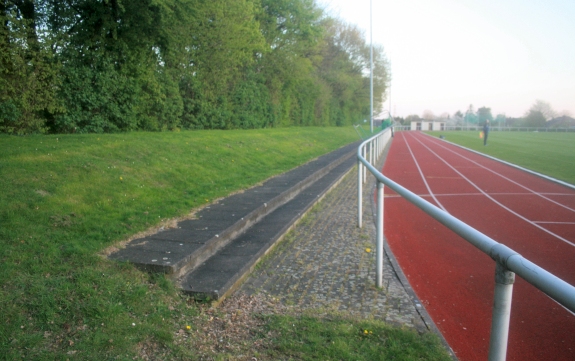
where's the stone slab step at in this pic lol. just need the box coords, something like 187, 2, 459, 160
178, 155, 357, 301
108, 142, 359, 279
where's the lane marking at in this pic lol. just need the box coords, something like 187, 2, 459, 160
386, 192, 575, 199
550, 297, 575, 317
426, 176, 462, 179
401, 133, 448, 213
421, 134, 575, 213
534, 221, 575, 225
408, 133, 575, 248
387, 192, 530, 198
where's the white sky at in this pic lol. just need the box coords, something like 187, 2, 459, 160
318, 0, 575, 118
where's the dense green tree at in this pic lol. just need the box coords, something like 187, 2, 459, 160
494, 113, 506, 127
529, 100, 556, 121
465, 104, 477, 125
0, 0, 61, 134
255, 0, 324, 126
46, 0, 191, 132
178, 0, 266, 129
523, 110, 546, 128
312, 17, 387, 126
0, 0, 388, 134
476, 106, 493, 124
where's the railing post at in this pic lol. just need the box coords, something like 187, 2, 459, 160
358, 159, 363, 228
488, 262, 515, 361
362, 147, 366, 183
376, 181, 384, 288
369, 139, 374, 165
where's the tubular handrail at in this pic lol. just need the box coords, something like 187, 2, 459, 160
357, 128, 575, 361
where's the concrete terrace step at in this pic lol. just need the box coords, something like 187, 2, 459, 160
179, 154, 357, 301
109, 142, 360, 294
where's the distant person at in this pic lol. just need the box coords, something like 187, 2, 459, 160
483, 120, 490, 146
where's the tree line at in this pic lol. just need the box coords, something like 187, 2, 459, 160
396, 100, 573, 128
0, 0, 388, 134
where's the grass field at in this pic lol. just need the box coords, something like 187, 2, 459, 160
0, 127, 450, 360
426, 130, 575, 185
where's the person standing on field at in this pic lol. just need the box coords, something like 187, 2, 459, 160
483, 120, 490, 146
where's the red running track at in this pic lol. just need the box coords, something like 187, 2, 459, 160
382, 131, 575, 361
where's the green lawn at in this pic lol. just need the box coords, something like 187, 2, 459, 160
0, 127, 450, 360
426, 131, 575, 185
263, 313, 450, 361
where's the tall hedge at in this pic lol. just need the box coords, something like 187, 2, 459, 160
0, 0, 388, 134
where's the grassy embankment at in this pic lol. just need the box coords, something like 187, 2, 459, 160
1, 127, 451, 360
427, 131, 575, 185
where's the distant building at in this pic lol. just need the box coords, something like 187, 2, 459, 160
410, 120, 446, 131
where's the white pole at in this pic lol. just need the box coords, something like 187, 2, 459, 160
362, 147, 366, 183
370, 0, 373, 134
358, 160, 363, 228
388, 57, 391, 117
376, 181, 384, 288
488, 263, 515, 361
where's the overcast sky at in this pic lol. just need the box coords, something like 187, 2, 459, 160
318, 0, 575, 118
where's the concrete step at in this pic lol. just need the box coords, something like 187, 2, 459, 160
108, 142, 360, 285
178, 154, 358, 301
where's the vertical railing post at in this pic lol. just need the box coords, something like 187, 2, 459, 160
376, 181, 384, 288
363, 147, 366, 183
358, 159, 363, 228
369, 139, 373, 165
488, 262, 515, 361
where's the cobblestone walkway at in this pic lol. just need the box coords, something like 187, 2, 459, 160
240, 161, 429, 332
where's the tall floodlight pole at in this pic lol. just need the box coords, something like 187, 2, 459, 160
388, 58, 391, 118
370, 0, 373, 133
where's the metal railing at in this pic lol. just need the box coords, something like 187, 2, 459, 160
357, 127, 575, 361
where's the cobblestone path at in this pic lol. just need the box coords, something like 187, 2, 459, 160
240, 163, 428, 332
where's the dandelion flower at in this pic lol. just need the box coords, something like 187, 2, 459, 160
364, 330, 368, 334
186, 325, 191, 330
120, 177, 123, 180
365, 248, 371, 253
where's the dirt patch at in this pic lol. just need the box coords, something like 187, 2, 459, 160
178, 293, 289, 360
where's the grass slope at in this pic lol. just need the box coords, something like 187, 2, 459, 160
264, 313, 450, 361
0, 128, 449, 360
427, 131, 575, 185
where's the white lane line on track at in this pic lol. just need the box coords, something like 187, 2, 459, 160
554, 299, 575, 317
386, 192, 575, 199
421, 134, 575, 213
402, 133, 448, 213
534, 221, 575, 225
408, 132, 575, 248
386, 192, 537, 198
